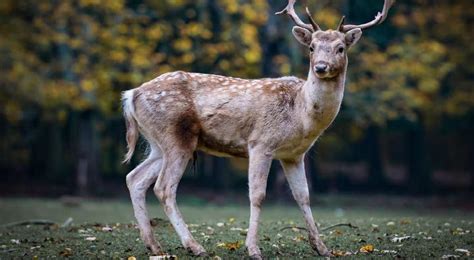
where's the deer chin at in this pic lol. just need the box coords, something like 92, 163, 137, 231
314, 71, 339, 80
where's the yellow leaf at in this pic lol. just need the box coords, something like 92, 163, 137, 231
400, 219, 411, 225
359, 244, 374, 253
217, 241, 242, 251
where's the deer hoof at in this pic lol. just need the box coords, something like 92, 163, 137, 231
147, 244, 163, 255
196, 251, 209, 257
186, 244, 207, 257
309, 237, 331, 256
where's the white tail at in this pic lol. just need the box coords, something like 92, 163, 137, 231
121, 89, 138, 164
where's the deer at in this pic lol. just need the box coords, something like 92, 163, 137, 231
122, 0, 394, 258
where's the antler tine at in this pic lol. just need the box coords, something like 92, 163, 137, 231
305, 7, 321, 31
275, 0, 316, 32
340, 0, 395, 32
337, 16, 345, 32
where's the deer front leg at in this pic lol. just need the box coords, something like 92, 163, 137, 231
245, 149, 272, 260
280, 157, 331, 256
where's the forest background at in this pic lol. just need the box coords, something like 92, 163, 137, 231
0, 0, 472, 198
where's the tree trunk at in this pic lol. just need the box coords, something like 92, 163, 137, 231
76, 111, 101, 196
406, 121, 432, 194
365, 125, 387, 190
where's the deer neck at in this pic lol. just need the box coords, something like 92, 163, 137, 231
300, 67, 346, 127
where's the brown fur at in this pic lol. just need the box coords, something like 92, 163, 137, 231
174, 111, 200, 151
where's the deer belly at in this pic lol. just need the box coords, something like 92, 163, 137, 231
196, 110, 252, 158
197, 132, 248, 158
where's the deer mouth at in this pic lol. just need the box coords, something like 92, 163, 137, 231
314, 69, 337, 79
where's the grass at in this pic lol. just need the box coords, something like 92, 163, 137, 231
0, 196, 472, 259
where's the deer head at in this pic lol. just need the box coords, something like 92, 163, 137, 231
276, 0, 395, 79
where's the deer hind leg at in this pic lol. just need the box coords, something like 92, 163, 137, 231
153, 148, 207, 256
245, 149, 272, 260
280, 157, 331, 256
126, 146, 163, 255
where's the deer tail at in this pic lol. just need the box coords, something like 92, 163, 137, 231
122, 89, 139, 164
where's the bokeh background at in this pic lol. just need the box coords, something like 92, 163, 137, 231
0, 0, 473, 199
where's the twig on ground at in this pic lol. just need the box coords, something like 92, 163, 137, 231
321, 223, 358, 231
279, 223, 358, 233
1, 217, 74, 228
0, 249, 17, 253
279, 226, 309, 232
0, 219, 56, 228
61, 217, 74, 228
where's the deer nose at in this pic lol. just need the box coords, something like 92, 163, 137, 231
315, 64, 328, 73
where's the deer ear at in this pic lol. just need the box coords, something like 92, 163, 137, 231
345, 28, 362, 48
292, 26, 312, 46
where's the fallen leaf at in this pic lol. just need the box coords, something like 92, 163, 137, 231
127, 257, 136, 260
85, 237, 97, 241
359, 244, 374, 253
59, 248, 73, 257
441, 254, 458, 259
216, 222, 224, 227
391, 236, 411, 243
217, 241, 241, 251
386, 221, 395, 226
380, 249, 397, 254
292, 235, 306, 242
400, 219, 411, 225
454, 248, 470, 256
149, 255, 178, 259
102, 226, 113, 232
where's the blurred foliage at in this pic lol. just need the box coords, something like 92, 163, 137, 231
0, 0, 269, 122
0, 0, 473, 193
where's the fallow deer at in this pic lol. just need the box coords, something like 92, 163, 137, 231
122, 0, 394, 258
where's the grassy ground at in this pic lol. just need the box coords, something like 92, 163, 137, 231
0, 197, 472, 259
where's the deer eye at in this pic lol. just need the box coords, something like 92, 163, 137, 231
309, 46, 314, 52
337, 47, 344, 53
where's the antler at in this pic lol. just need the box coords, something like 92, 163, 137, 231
275, 0, 320, 32
339, 0, 395, 32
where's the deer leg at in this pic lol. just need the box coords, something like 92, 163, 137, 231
245, 150, 272, 260
153, 150, 206, 256
126, 151, 163, 255
280, 157, 331, 256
